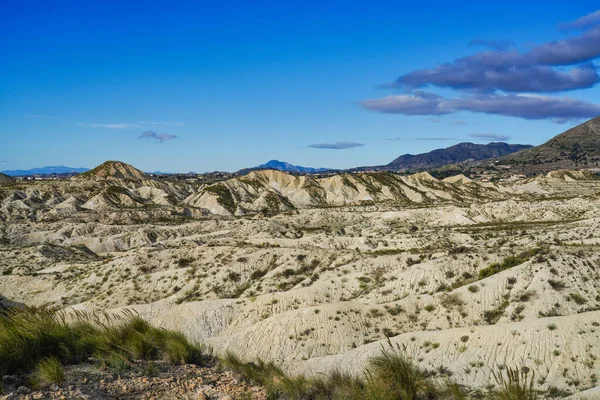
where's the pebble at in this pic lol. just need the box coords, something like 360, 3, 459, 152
16, 386, 31, 394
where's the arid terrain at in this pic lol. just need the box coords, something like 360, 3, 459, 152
1, 162, 600, 398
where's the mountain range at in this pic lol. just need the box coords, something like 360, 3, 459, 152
1, 166, 90, 176
381, 142, 532, 171
241, 143, 533, 175
6, 118, 600, 176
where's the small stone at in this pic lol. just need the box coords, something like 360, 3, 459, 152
16, 386, 31, 394
197, 392, 208, 400
50, 383, 60, 392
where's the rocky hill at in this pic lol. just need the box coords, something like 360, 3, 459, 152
379, 142, 532, 171
0, 173, 15, 185
183, 169, 506, 215
74, 160, 149, 181
497, 117, 600, 172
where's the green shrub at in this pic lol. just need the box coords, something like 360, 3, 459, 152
548, 279, 565, 291
483, 300, 510, 325
162, 332, 203, 365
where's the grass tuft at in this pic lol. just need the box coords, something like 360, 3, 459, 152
366, 342, 439, 400
34, 357, 64, 387
491, 367, 537, 400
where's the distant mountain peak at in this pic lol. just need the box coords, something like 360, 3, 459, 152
237, 160, 331, 175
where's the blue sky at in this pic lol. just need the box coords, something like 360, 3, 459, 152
1, 1, 599, 172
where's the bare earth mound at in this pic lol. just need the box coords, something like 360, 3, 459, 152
74, 161, 150, 181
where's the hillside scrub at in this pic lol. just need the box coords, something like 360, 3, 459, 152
0, 307, 205, 378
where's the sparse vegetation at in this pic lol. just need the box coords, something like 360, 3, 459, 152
548, 279, 565, 291
204, 183, 236, 214
479, 248, 545, 279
